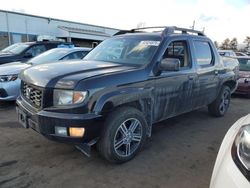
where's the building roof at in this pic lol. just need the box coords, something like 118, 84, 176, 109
0, 9, 120, 31
58, 26, 110, 37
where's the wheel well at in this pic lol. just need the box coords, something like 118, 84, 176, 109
101, 101, 143, 115
119, 101, 143, 111
101, 100, 152, 137
223, 80, 237, 91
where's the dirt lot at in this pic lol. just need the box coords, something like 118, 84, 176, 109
0, 97, 249, 188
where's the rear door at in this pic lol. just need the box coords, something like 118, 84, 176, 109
192, 39, 220, 107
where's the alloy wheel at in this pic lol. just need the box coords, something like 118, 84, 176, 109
219, 90, 230, 114
113, 118, 142, 157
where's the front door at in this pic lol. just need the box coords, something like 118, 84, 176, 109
152, 39, 197, 122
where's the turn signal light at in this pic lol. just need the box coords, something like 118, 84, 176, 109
69, 127, 85, 137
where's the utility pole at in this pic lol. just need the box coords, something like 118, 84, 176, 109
191, 20, 195, 30
6, 12, 11, 45
25, 17, 29, 42
202, 27, 205, 33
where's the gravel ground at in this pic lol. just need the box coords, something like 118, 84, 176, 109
0, 96, 249, 188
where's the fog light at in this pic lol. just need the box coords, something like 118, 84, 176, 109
69, 127, 85, 137
55, 126, 67, 136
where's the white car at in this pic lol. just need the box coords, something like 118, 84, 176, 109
0, 47, 91, 101
210, 114, 250, 188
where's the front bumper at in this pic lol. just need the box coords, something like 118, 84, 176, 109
16, 96, 103, 144
0, 79, 21, 101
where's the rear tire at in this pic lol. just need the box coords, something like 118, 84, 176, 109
208, 85, 231, 117
97, 106, 147, 163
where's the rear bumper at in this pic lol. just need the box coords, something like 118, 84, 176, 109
0, 79, 20, 101
16, 96, 103, 144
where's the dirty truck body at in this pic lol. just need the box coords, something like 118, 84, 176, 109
16, 27, 238, 163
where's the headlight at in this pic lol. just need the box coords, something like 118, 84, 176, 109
234, 125, 250, 170
0, 75, 18, 82
53, 89, 87, 106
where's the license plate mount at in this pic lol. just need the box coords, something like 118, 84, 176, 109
17, 108, 29, 129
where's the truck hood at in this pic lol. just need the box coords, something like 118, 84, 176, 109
20, 60, 136, 88
0, 62, 30, 75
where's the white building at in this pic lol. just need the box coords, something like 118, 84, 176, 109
0, 10, 119, 49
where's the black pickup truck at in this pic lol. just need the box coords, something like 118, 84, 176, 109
16, 27, 238, 163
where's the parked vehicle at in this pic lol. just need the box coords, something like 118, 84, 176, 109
0, 47, 91, 101
0, 41, 73, 65
234, 57, 250, 97
235, 52, 248, 57
218, 50, 236, 57
210, 114, 250, 188
16, 26, 238, 163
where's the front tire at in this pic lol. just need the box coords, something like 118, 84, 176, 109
208, 85, 231, 117
97, 106, 147, 163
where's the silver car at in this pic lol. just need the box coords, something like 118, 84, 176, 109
0, 47, 91, 101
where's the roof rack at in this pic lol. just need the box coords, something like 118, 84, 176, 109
114, 26, 205, 36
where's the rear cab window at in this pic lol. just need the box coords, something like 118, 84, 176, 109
193, 40, 214, 67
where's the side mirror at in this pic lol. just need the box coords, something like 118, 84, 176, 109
23, 52, 33, 58
159, 58, 180, 71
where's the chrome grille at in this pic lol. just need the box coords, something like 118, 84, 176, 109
22, 83, 42, 108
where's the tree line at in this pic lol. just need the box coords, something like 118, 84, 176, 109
214, 36, 250, 51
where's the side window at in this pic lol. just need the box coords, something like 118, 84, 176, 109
81, 51, 89, 58
194, 41, 213, 66
61, 51, 84, 60
26, 45, 46, 57
74, 51, 88, 59
61, 53, 76, 60
163, 40, 190, 68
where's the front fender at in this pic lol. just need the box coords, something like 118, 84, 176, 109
91, 87, 154, 137
93, 87, 153, 113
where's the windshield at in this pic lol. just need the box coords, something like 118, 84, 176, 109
238, 58, 250, 71
28, 48, 71, 65
1, 43, 30, 54
84, 36, 161, 66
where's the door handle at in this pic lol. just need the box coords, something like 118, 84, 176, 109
215, 70, 219, 75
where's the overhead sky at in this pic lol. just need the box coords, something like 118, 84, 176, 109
1, 0, 250, 43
